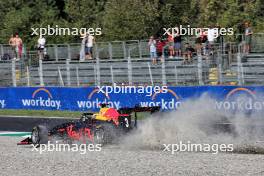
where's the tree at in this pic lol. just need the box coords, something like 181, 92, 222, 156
102, 0, 159, 40
0, 0, 262, 46
0, 0, 61, 48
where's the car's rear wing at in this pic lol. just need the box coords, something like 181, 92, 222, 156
118, 106, 161, 114
118, 106, 160, 128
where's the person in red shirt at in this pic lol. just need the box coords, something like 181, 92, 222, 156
156, 38, 166, 62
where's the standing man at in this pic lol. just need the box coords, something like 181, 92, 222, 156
167, 32, 174, 58
79, 33, 87, 61
13, 33, 23, 59
174, 33, 182, 57
86, 33, 95, 59
37, 35, 46, 60
244, 22, 253, 54
9, 34, 16, 59
207, 26, 218, 54
148, 36, 157, 64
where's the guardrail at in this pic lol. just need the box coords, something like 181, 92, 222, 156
0, 43, 257, 87
0, 33, 264, 87
2, 48, 260, 87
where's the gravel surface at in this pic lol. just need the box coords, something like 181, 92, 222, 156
0, 137, 264, 176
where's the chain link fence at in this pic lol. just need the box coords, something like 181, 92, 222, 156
0, 34, 263, 87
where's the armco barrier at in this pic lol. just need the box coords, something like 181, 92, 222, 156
0, 86, 264, 113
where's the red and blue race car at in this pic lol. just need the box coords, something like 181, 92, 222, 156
18, 104, 160, 146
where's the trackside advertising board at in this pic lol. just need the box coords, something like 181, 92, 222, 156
0, 86, 264, 113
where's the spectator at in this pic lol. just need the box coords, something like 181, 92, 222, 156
79, 33, 87, 61
183, 43, 195, 64
174, 33, 182, 57
156, 38, 166, 62
37, 35, 46, 60
200, 29, 208, 56
195, 29, 202, 56
207, 26, 217, 55
216, 24, 223, 44
216, 24, 224, 54
148, 36, 157, 64
167, 32, 174, 58
8, 34, 16, 58
12, 33, 23, 59
86, 33, 95, 60
244, 22, 253, 54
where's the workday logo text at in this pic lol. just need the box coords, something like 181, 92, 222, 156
21, 88, 61, 110
77, 88, 120, 110
140, 89, 181, 110
215, 88, 264, 112
0, 100, 5, 108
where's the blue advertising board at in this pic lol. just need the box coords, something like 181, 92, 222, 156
0, 86, 263, 113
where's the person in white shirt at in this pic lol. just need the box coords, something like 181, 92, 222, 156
207, 27, 217, 45
148, 36, 157, 64
85, 34, 95, 59
79, 33, 87, 61
207, 27, 218, 54
37, 35, 46, 60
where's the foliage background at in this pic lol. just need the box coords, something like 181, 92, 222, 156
0, 0, 263, 48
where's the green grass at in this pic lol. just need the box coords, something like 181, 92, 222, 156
0, 109, 84, 118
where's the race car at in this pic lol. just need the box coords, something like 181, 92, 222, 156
17, 104, 160, 146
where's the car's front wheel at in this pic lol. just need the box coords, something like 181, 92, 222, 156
31, 125, 48, 146
94, 128, 105, 145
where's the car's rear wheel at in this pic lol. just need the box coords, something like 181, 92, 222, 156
31, 125, 48, 146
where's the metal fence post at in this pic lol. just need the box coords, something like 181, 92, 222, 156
237, 44, 244, 85
237, 53, 243, 85
39, 59, 44, 86
147, 62, 154, 86
67, 44, 71, 60
217, 51, 223, 84
138, 41, 142, 59
94, 65, 97, 86
66, 59, 71, 86
11, 59, 16, 87
108, 42, 112, 60
26, 66, 30, 86
58, 67, 64, 86
122, 41, 126, 60
127, 51, 133, 85
197, 54, 203, 85
110, 65, 114, 86
161, 58, 166, 86
174, 65, 178, 85
0, 44, 3, 57
96, 45, 101, 86
76, 66, 80, 87
54, 44, 58, 61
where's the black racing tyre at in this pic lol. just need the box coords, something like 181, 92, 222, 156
94, 128, 105, 145
31, 125, 48, 146
94, 123, 117, 145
